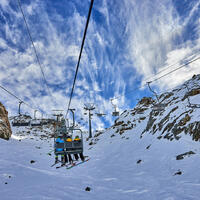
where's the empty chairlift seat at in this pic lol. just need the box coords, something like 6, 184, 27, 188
31, 119, 41, 126
12, 115, 31, 127
112, 111, 119, 116
152, 103, 165, 112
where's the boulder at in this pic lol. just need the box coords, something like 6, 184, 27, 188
0, 102, 12, 140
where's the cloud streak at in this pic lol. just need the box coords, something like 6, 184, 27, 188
0, 0, 199, 130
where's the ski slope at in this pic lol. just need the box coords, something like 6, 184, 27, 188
0, 122, 200, 200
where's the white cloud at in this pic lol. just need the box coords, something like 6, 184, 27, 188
123, 0, 200, 91
0, 0, 9, 9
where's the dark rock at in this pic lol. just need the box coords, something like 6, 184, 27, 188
30, 160, 36, 164
138, 97, 154, 106
137, 159, 142, 164
89, 141, 93, 145
146, 145, 151, 149
174, 170, 182, 176
85, 187, 91, 191
176, 151, 195, 160
5, 182, 8, 184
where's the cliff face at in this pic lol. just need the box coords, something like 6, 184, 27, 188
111, 74, 200, 142
0, 102, 12, 140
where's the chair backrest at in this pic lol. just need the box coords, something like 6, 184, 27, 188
65, 141, 73, 148
112, 111, 119, 116
55, 143, 64, 149
73, 140, 82, 148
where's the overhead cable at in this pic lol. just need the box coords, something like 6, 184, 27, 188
17, 0, 57, 107
113, 55, 200, 100
143, 51, 200, 83
149, 55, 200, 83
0, 84, 44, 113
66, 0, 94, 116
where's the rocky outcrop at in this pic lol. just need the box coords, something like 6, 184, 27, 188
108, 74, 200, 142
0, 102, 12, 140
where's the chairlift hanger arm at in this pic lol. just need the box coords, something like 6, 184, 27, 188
147, 82, 159, 102
18, 101, 24, 115
69, 109, 75, 127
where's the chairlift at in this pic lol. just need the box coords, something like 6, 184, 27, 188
152, 103, 165, 112
41, 119, 48, 125
184, 83, 200, 109
95, 113, 106, 117
12, 114, 31, 127
147, 82, 165, 113
54, 109, 84, 155
12, 119, 30, 127
31, 119, 42, 127
65, 128, 83, 154
112, 111, 119, 116
54, 123, 84, 157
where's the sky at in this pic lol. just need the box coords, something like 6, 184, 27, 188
0, 0, 200, 130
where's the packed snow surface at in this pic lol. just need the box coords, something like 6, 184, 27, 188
0, 122, 200, 200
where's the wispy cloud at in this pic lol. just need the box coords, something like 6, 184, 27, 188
0, 0, 199, 130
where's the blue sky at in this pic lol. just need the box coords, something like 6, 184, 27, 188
0, 0, 200, 130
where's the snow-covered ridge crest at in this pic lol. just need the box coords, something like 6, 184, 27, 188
110, 74, 200, 142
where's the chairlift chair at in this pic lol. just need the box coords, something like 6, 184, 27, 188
152, 103, 165, 112
54, 111, 84, 157
147, 82, 165, 113
65, 128, 84, 154
12, 114, 31, 127
184, 83, 200, 109
41, 119, 48, 125
12, 119, 30, 127
111, 98, 119, 116
31, 119, 42, 127
96, 113, 106, 117
112, 111, 119, 116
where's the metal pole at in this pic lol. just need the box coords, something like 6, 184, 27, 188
34, 110, 38, 119
89, 110, 92, 138
69, 109, 75, 127
84, 103, 95, 138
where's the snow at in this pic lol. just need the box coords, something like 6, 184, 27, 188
1, 76, 200, 200
0, 123, 200, 200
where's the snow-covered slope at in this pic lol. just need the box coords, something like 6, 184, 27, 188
112, 74, 200, 141
1, 75, 200, 200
